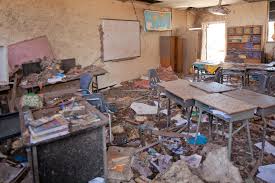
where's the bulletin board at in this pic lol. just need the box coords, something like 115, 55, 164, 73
101, 19, 141, 62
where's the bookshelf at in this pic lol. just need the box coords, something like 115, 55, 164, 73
226, 25, 263, 64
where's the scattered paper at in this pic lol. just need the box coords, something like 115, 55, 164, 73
171, 114, 188, 126
257, 164, 275, 183
255, 141, 275, 156
130, 102, 158, 115
181, 154, 202, 168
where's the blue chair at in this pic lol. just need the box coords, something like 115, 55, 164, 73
245, 72, 268, 94
149, 69, 160, 90
268, 75, 275, 96
80, 73, 108, 112
79, 73, 115, 143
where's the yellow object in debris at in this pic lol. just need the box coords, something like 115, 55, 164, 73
204, 64, 220, 74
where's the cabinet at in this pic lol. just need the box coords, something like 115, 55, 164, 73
160, 36, 184, 73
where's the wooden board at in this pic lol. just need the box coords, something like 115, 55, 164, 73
224, 89, 275, 109
194, 93, 256, 115
8, 36, 54, 72
101, 19, 140, 61
190, 82, 236, 93
158, 79, 207, 100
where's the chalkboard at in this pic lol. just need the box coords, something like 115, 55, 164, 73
101, 19, 141, 62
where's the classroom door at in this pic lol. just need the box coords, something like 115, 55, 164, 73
205, 22, 226, 63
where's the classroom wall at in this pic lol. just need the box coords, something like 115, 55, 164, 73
195, 1, 275, 60
0, 0, 193, 87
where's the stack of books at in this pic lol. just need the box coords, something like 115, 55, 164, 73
29, 116, 69, 144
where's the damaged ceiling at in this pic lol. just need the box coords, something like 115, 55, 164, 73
135, 0, 266, 9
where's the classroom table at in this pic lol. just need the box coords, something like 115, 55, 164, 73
157, 79, 207, 128
223, 89, 275, 163
190, 81, 236, 93
19, 66, 107, 93
194, 93, 257, 160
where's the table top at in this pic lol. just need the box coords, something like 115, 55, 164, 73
20, 65, 108, 89
158, 79, 207, 100
190, 82, 236, 93
223, 89, 275, 109
194, 93, 257, 115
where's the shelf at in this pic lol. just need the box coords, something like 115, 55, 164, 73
228, 42, 261, 44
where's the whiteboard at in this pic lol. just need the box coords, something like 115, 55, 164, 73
101, 19, 141, 61
0, 46, 8, 85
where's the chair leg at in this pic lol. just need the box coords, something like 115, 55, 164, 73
194, 109, 203, 144
108, 113, 113, 144
260, 116, 268, 164
228, 122, 233, 161
166, 98, 171, 128
246, 120, 254, 160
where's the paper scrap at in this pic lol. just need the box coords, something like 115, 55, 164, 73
171, 114, 188, 126
130, 102, 158, 115
181, 154, 202, 168
257, 164, 275, 183
255, 141, 275, 156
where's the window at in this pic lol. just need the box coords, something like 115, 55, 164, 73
268, 1, 275, 42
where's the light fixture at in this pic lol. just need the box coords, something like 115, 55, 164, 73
208, 0, 230, 16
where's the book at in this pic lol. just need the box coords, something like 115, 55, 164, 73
29, 117, 68, 137
30, 130, 69, 144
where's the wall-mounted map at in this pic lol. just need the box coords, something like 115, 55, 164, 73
144, 10, 172, 32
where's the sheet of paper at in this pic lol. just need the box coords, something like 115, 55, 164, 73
257, 164, 275, 183
255, 141, 275, 156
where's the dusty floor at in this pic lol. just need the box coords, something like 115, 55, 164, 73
103, 78, 275, 182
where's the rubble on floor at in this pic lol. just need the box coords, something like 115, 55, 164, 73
201, 147, 243, 183
101, 79, 275, 182
153, 159, 203, 183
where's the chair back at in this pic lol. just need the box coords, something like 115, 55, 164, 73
214, 67, 223, 83
80, 73, 93, 95
268, 75, 275, 96
148, 69, 160, 89
252, 72, 268, 94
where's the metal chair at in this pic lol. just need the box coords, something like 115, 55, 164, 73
79, 73, 114, 143
244, 72, 268, 94
268, 75, 275, 96
203, 67, 223, 83
149, 69, 160, 91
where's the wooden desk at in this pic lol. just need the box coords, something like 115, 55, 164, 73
19, 66, 108, 93
194, 93, 256, 160
158, 79, 207, 128
190, 82, 236, 93
224, 89, 275, 163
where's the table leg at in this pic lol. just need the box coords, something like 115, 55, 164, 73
208, 114, 213, 141
246, 119, 254, 160
260, 116, 268, 164
95, 76, 99, 92
228, 122, 233, 160
157, 91, 161, 123
187, 106, 193, 134
194, 109, 202, 144
166, 98, 171, 128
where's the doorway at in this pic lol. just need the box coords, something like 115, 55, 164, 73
202, 22, 226, 63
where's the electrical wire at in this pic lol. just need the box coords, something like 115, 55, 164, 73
130, 0, 139, 21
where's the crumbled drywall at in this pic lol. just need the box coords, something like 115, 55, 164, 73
201, 147, 243, 183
